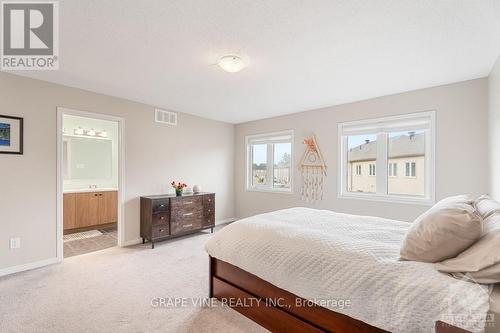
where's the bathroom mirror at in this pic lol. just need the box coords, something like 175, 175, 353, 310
63, 136, 113, 180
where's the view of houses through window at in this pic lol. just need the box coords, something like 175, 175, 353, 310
273, 143, 292, 188
347, 130, 425, 196
387, 131, 424, 196
347, 134, 377, 193
247, 131, 293, 192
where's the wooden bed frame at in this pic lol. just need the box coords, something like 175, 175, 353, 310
209, 256, 471, 333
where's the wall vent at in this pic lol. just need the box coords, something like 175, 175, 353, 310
155, 109, 177, 125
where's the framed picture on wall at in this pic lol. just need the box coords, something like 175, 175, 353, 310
0, 115, 23, 155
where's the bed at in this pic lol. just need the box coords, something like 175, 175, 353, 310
205, 207, 491, 333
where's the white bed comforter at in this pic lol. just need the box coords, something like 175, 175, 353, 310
205, 207, 490, 333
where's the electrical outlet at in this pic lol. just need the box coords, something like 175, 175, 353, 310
9, 238, 20, 249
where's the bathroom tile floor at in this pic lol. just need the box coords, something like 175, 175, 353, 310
64, 227, 117, 258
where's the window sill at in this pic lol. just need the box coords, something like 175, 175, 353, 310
338, 192, 434, 206
246, 187, 294, 195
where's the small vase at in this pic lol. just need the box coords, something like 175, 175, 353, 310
175, 189, 183, 197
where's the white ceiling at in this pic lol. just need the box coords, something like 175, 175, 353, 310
13, 0, 500, 124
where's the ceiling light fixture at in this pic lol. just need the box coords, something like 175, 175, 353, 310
217, 55, 246, 73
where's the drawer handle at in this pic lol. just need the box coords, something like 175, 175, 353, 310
160, 216, 165, 220
183, 213, 193, 216
183, 224, 193, 228
159, 204, 165, 207
184, 201, 193, 205
159, 229, 165, 232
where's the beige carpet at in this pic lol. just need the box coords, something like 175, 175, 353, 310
0, 228, 268, 333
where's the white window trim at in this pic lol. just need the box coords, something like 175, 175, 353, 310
245, 130, 294, 194
338, 111, 436, 206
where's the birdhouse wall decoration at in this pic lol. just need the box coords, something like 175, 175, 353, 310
299, 135, 327, 203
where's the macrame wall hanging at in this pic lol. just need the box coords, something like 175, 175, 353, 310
299, 135, 327, 203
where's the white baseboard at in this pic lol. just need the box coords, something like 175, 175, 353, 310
0, 257, 60, 277
1, 219, 240, 275
216, 217, 237, 225
122, 238, 143, 247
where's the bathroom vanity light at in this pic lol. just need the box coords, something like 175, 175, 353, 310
74, 127, 84, 135
85, 128, 96, 136
97, 130, 108, 138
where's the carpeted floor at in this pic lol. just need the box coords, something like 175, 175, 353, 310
0, 227, 268, 333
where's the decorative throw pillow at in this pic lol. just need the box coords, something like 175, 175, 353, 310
474, 195, 500, 235
435, 230, 500, 284
474, 195, 500, 220
483, 212, 500, 235
400, 195, 482, 263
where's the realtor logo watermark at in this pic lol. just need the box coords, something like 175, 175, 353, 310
1, 1, 58, 70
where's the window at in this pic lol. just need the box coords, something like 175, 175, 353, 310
339, 111, 435, 204
369, 164, 376, 176
388, 163, 397, 177
355, 164, 362, 176
246, 130, 293, 192
405, 162, 416, 177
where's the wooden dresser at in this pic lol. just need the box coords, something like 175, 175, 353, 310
140, 192, 215, 248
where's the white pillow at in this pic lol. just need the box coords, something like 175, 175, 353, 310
435, 230, 500, 284
400, 195, 482, 263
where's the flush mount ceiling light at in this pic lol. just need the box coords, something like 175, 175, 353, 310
217, 55, 246, 73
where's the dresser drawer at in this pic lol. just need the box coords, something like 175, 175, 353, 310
170, 196, 202, 212
152, 212, 169, 225
171, 211, 203, 235
203, 194, 215, 207
152, 199, 169, 213
203, 211, 215, 227
152, 224, 170, 238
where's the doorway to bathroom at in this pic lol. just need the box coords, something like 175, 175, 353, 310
56, 108, 125, 259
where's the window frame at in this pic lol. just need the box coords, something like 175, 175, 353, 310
245, 130, 294, 194
338, 111, 435, 206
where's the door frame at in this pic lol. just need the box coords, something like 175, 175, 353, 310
56, 107, 126, 261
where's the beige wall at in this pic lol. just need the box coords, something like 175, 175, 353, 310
0, 72, 235, 271
489, 56, 500, 200
235, 79, 489, 222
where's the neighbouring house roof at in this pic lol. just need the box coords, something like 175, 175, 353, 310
348, 133, 425, 162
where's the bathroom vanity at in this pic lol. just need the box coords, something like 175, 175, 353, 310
63, 189, 118, 234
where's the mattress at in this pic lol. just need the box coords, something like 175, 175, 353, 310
205, 207, 491, 333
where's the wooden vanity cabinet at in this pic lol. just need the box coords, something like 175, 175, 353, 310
63, 193, 77, 230
64, 191, 118, 233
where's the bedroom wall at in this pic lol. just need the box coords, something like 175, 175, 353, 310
489, 56, 500, 200
234, 78, 489, 222
0, 72, 235, 272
